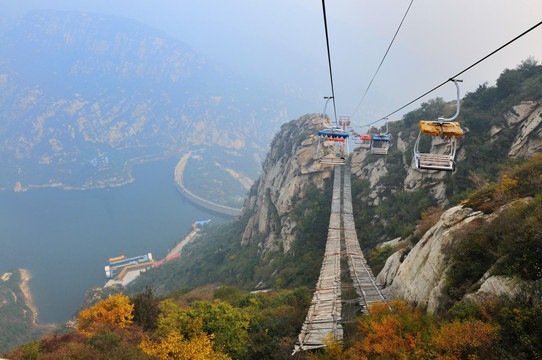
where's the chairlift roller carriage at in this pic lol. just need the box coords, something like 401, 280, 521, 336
370, 119, 391, 155
316, 98, 349, 165
414, 79, 464, 171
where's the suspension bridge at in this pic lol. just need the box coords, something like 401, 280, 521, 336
294, 164, 387, 354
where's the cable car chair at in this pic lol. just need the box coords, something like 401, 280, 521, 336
316, 97, 349, 165
413, 79, 464, 171
370, 119, 390, 155
358, 133, 371, 149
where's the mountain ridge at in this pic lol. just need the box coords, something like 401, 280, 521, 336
0, 10, 301, 191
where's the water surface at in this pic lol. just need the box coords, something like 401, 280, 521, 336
0, 157, 224, 323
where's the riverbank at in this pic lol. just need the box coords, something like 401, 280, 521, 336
19, 269, 38, 325
3, 150, 176, 193
174, 153, 242, 217
0, 269, 56, 353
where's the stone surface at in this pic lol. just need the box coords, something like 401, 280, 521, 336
241, 114, 332, 254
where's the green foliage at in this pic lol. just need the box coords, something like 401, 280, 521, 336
497, 302, 542, 359
131, 287, 162, 331
367, 245, 394, 275
268, 180, 332, 289
446, 155, 542, 300
449, 297, 542, 359
0, 270, 54, 354
352, 185, 435, 250
491, 197, 542, 281
158, 299, 250, 359
444, 218, 500, 300
131, 210, 257, 293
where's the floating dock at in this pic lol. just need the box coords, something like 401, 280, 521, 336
104, 253, 154, 287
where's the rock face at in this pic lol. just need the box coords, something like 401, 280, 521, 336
463, 275, 518, 304
507, 101, 542, 157
241, 114, 333, 253
350, 128, 454, 207
379, 199, 532, 313
380, 205, 483, 312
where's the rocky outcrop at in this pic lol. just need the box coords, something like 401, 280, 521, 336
241, 114, 333, 254
380, 205, 483, 312
507, 101, 542, 157
379, 198, 533, 313
463, 275, 518, 303
350, 127, 456, 207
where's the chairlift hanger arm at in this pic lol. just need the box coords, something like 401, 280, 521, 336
438, 79, 462, 123
322, 96, 337, 129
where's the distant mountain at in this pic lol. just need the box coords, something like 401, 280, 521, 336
0, 10, 305, 190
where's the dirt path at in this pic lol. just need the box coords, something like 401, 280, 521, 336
166, 229, 199, 258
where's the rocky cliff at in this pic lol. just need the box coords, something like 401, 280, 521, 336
241, 114, 333, 253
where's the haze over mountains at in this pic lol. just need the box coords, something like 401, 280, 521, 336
0, 10, 310, 190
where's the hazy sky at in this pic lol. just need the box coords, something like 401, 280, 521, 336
4, 0, 542, 128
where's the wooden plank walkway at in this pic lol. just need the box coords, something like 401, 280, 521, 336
343, 165, 387, 311
294, 166, 343, 352
294, 164, 387, 354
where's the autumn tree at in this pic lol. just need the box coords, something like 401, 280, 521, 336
139, 331, 230, 360
139, 299, 231, 360
431, 319, 499, 359
155, 299, 250, 359
346, 300, 435, 359
76, 293, 134, 336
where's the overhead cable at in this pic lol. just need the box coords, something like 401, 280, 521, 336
321, 0, 338, 124
351, 0, 415, 119
368, 19, 542, 127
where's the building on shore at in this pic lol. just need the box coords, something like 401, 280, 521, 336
104, 253, 154, 287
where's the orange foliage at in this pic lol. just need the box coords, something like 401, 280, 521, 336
346, 300, 433, 359
76, 293, 134, 336
431, 319, 498, 360
339, 301, 499, 360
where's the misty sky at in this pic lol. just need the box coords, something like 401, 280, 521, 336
3, 0, 542, 128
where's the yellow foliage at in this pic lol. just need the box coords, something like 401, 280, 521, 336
495, 174, 518, 194
139, 331, 231, 360
76, 293, 134, 336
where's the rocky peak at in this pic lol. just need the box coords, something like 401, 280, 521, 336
241, 114, 333, 253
